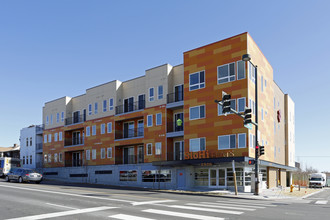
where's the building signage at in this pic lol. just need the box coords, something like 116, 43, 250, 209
184, 150, 234, 160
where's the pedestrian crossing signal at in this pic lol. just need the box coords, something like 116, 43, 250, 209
248, 160, 255, 165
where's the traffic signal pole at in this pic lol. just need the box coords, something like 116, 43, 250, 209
254, 64, 259, 196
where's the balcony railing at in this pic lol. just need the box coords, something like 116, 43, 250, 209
65, 159, 83, 167
115, 154, 144, 164
36, 143, 43, 151
64, 137, 84, 147
115, 100, 145, 115
36, 124, 44, 134
166, 121, 184, 133
65, 115, 85, 126
167, 91, 184, 104
115, 128, 144, 140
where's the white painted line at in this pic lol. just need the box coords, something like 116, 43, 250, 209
5, 206, 116, 220
202, 202, 266, 209
216, 200, 277, 207
132, 200, 176, 206
315, 200, 328, 205
143, 209, 225, 220
110, 214, 154, 220
186, 203, 256, 211
0, 183, 134, 203
45, 203, 76, 210
168, 205, 243, 215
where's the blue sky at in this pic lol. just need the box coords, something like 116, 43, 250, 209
1, 0, 329, 171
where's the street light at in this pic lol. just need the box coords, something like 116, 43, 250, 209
242, 53, 260, 195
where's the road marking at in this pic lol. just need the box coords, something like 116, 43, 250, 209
132, 200, 176, 206
168, 205, 243, 215
45, 203, 76, 210
110, 214, 154, 220
216, 200, 277, 207
143, 209, 225, 220
0, 183, 134, 203
315, 200, 328, 205
5, 206, 116, 220
203, 202, 266, 209
186, 203, 256, 211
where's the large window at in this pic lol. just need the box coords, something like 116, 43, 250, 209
218, 62, 235, 84
149, 88, 154, 102
227, 168, 243, 186
218, 134, 236, 150
237, 61, 245, 80
189, 105, 205, 120
189, 138, 206, 152
142, 170, 171, 182
155, 142, 161, 155
189, 71, 205, 91
238, 133, 246, 148
119, 170, 137, 181
158, 85, 163, 99
194, 169, 209, 186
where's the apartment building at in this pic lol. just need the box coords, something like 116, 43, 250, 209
42, 32, 295, 191
19, 125, 44, 169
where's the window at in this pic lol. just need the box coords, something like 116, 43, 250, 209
86, 150, 90, 160
48, 154, 51, 163
29, 137, 32, 146
59, 153, 63, 162
249, 134, 256, 148
26, 138, 28, 146
261, 75, 264, 92
119, 170, 137, 181
155, 142, 161, 155
149, 88, 154, 101
54, 153, 57, 163
237, 61, 245, 80
109, 98, 114, 111
54, 133, 58, 142
101, 124, 105, 134
92, 125, 96, 136
189, 138, 206, 152
103, 100, 107, 112
142, 170, 171, 182
189, 71, 205, 90
92, 149, 96, 160
107, 147, 112, 158
189, 105, 205, 120
88, 104, 92, 115
50, 115, 53, 124
23, 156, 25, 165
156, 113, 162, 126
146, 143, 152, 155
158, 85, 163, 99
265, 79, 267, 88
56, 113, 59, 123
218, 63, 235, 84
94, 103, 98, 114
261, 108, 264, 121
59, 132, 62, 141
101, 148, 105, 159
238, 97, 246, 112
218, 134, 236, 150
86, 126, 90, 136
48, 134, 52, 143
147, 115, 153, 127
107, 122, 112, 133
238, 133, 246, 148
249, 62, 256, 83
61, 112, 64, 122
46, 116, 49, 125
194, 169, 208, 186
44, 135, 47, 143
26, 157, 28, 164
44, 154, 47, 163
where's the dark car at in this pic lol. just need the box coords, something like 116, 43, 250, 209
5, 168, 43, 184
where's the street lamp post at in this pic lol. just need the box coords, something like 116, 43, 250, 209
242, 54, 259, 195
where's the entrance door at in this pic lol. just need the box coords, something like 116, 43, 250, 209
174, 113, 183, 132
72, 152, 81, 167
73, 111, 80, 123
124, 97, 134, 113
174, 84, 183, 102
72, 131, 81, 145
123, 147, 135, 164
138, 94, 145, 110
123, 122, 134, 138
174, 141, 184, 161
209, 168, 226, 187
177, 169, 185, 189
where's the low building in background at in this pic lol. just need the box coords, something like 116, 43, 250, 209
0, 144, 20, 158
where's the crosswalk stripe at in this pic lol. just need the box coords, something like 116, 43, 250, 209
168, 205, 243, 215
202, 202, 266, 209
216, 200, 277, 207
132, 200, 176, 206
142, 209, 225, 220
186, 203, 256, 211
315, 200, 328, 205
110, 214, 154, 220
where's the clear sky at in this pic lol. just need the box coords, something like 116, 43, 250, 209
1, 0, 329, 171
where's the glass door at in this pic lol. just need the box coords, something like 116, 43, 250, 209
174, 113, 183, 132
210, 169, 217, 186
209, 168, 226, 187
174, 141, 184, 160
218, 169, 226, 187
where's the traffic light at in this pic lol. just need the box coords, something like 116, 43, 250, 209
222, 93, 231, 114
248, 160, 255, 165
259, 145, 265, 156
243, 108, 252, 125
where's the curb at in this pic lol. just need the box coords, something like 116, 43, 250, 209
302, 188, 325, 199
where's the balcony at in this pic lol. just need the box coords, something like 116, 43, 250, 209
115, 128, 144, 140
36, 143, 43, 153
167, 91, 184, 109
64, 137, 84, 147
36, 124, 44, 135
65, 115, 85, 126
115, 100, 145, 115
166, 121, 184, 138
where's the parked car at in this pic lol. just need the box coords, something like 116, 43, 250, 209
5, 168, 43, 184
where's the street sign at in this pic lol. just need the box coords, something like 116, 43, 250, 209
244, 123, 253, 130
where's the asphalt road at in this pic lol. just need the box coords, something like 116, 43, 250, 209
0, 179, 329, 220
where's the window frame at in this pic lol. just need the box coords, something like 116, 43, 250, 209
147, 115, 153, 127
155, 142, 162, 155
237, 97, 246, 113
149, 87, 154, 102
218, 134, 236, 150
109, 98, 114, 111
237, 60, 246, 80
101, 124, 105, 134
61, 112, 64, 122
86, 126, 90, 137
107, 147, 112, 158
92, 125, 96, 136
189, 105, 205, 120
238, 133, 246, 148
189, 70, 205, 91
92, 149, 96, 160
156, 113, 162, 126
146, 143, 152, 155
158, 85, 163, 100
59, 132, 62, 141
107, 122, 112, 133
103, 100, 107, 112
86, 150, 90, 160
217, 62, 235, 84
94, 102, 98, 114
88, 104, 92, 115
189, 137, 206, 152
101, 148, 106, 159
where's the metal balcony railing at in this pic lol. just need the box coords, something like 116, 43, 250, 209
115, 100, 145, 115
115, 128, 144, 140
167, 91, 184, 104
65, 115, 85, 126
65, 159, 83, 167
64, 137, 84, 147
166, 121, 184, 133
